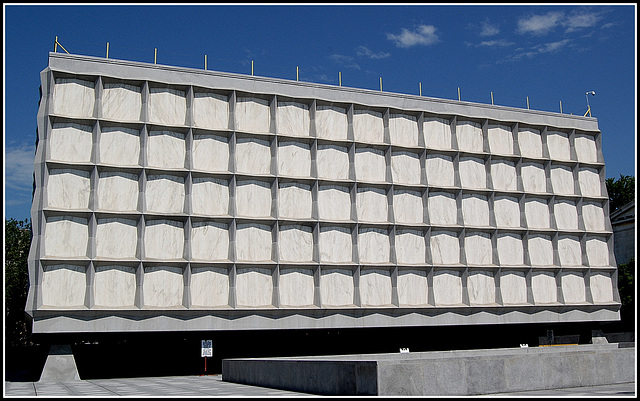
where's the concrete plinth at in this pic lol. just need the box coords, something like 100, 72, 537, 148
38, 345, 80, 382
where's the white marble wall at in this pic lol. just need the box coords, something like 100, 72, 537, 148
528, 234, 554, 266
500, 271, 527, 304
235, 97, 271, 134
359, 269, 392, 306
47, 169, 90, 210
277, 101, 310, 137
191, 177, 229, 216
93, 265, 136, 307
424, 117, 452, 150
491, 160, 517, 191
317, 185, 352, 221
525, 198, 550, 229
144, 220, 184, 260
145, 174, 185, 214
456, 121, 483, 153
316, 144, 350, 180
497, 233, 524, 265
557, 235, 582, 266
235, 137, 271, 175
235, 180, 272, 218
561, 271, 586, 303
467, 270, 495, 305
433, 269, 463, 305
320, 269, 354, 306
546, 131, 571, 161
44, 216, 88, 257
389, 113, 418, 147
235, 223, 272, 262
279, 225, 314, 262
395, 229, 426, 265
41, 264, 86, 307
394, 190, 424, 224
143, 266, 184, 307
353, 109, 384, 143
279, 182, 312, 219
49, 122, 93, 163
578, 167, 601, 197
531, 271, 557, 303
426, 154, 454, 187
53, 78, 95, 118
430, 231, 460, 265
191, 221, 229, 261
148, 87, 186, 126
100, 126, 140, 166
355, 148, 386, 182
319, 226, 353, 263
279, 268, 315, 307
521, 162, 547, 193
102, 83, 141, 121
459, 157, 486, 189
147, 130, 185, 169
554, 200, 579, 230
462, 194, 489, 226
95, 218, 138, 259
517, 128, 543, 158
192, 134, 229, 172
494, 196, 520, 228
550, 165, 575, 195
358, 228, 390, 264
190, 267, 229, 307
465, 232, 492, 265
316, 105, 348, 140
589, 272, 614, 303
397, 270, 428, 306
278, 141, 311, 177
428, 192, 458, 226
488, 124, 513, 155
97, 171, 139, 212
586, 237, 609, 266
574, 134, 598, 163
235, 267, 273, 307
192, 92, 229, 130
582, 202, 605, 231
356, 187, 388, 223
391, 151, 421, 185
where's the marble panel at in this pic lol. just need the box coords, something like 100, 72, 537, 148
235, 267, 273, 307
462, 193, 489, 226
277, 101, 310, 137
582, 202, 605, 231
394, 189, 424, 224
148, 87, 186, 126
488, 124, 513, 155
557, 235, 582, 267
100, 126, 140, 166
397, 269, 428, 306
49, 122, 93, 163
355, 148, 386, 182
517, 128, 543, 158
589, 272, 614, 303
279, 182, 312, 219
389, 113, 418, 147
235, 137, 272, 175
356, 187, 388, 223
546, 131, 571, 161
279, 268, 315, 307
531, 271, 557, 304
554, 200, 579, 230
574, 134, 598, 163
190, 267, 229, 307
277, 141, 311, 177
235, 97, 271, 134
41, 264, 86, 307
97, 171, 139, 212
525, 198, 550, 229
358, 228, 390, 264
353, 109, 384, 143
494, 196, 520, 228
319, 226, 353, 263
528, 234, 554, 266
456, 121, 483, 153
395, 229, 426, 265
586, 237, 609, 266
423, 117, 452, 150
94, 265, 136, 307
391, 151, 421, 185
192, 134, 229, 172
500, 271, 527, 304
95, 218, 138, 259
143, 266, 184, 307
359, 269, 392, 306
561, 271, 586, 303
144, 220, 184, 260
316, 105, 348, 140
47, 169, 90, 210
521, 162, 547, 193
147, 130, 185, 169
235, 180, 272, 218
320, 268, 354, 306
316, 144, 350, 180
145, 174, 185, 214
190, 221, 229, 261
428, 192, 458, 226
426, 154, 454, 187
433, 269, 463, 305
550, 165, 575, 195
465, 232, 492, 265
459, 157, 486, 189
578, 167, 602, 197
191, 177, 229, 216
44, 216, 88, 258
102, 82, 141, 121
192, 92, 229, 130
317, 185, 352, 221
497, 233, 524, 265
279, 225, 314, 263
430, 231, 460, 265
235, 223, 272, 262
491, 160, 517, 191
53, 78, 95, 118
467, 270, 496, 305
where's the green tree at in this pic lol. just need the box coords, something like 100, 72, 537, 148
617, 258, 635, 330
605, 174, 635, 212
5, 218, 33, 347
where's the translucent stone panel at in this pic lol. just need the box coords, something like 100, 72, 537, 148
389, 113, 418, 147
279, 268, 315, 307
277, 101, 310, 137
359, 269, 392, 306
144, 220, 184, 260
586, 237, 609, 266
44, 216, 88, 258
424, 117, 452, 150
525, 198, 550, 229
191, 177, 229, 216
145, 174, 185, 214
143, 266, 184, 307
465, 232, 492, 265
278, 141, 311, 177
235, 137, 271, 175
319, 226, 353, 263
192, 134, 229, 172
500, 271, 527, 304
318, 185, 351, 221
561, 271, 586, 303
550, 165, 575, 195
97, 171, 139, 212
47, 169, 90, 210
433, 269, 463, 305
521, 162, 547, 193
53, 78, 95, 118
459, 157, 486, 189
321, 268, 354, 306
235, 97, 270, 134
94, 265, 136, 307
356, 187, 388, 223
190, 267, 229, 307
391, 151, 421, 185
426, 154, 454, 187
397, 269, 428, 306
316, 144, 350, 180
278, 182, 312, 220
148, 87, 186, 126
497, 233, 524, 265
395, 229, 425, 265
279, 225, 314, 263
100, 126, 140, 166
528, 234, 554, 266
554, 200, 578, 230
358, 228, 390, 264
456, 121, 483, 153
430, 231, 460, 265
235, 180, 272, 218
578, 167, 602, 197
428, 192, 458, 226
491, 160, 517, 191
236, 268, 273, 307
41, 264, 86, 307
531, 271, 557, 304
95, 218, 138, 259
355, 148, 386, 182
192, 92, 229, 130
518, 127, 543, 158
353, 109, 384, 143
190, 221, 229, 261
462, 194, 489, 227
582, 202, 606, 231
394, 189, 424, 224
589, 272, 614, 303
235, 223, 272, 262
467, 270, 495, 305
557, 235, 582, 267
102, 83, 141, 121
49, 122, 93, 163
494, 196, 520, 228
574, 134, 598, 163
147, 130, 185, 169
316, 105, 348, 140
546, 131, 571, 161
488, 124, 513, 155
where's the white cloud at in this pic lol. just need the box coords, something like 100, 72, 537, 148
537, 39, 571, 53
517, 11, 564, 35
478, 39, 514, 48
5, 142, 34, 192
480, 21, 500, 37
563, 11, 599, 33
356, 46, 390, 59
387, 24, 439, 48
328, 54, 360, 70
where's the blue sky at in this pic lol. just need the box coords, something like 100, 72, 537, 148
3, 4, 636, 222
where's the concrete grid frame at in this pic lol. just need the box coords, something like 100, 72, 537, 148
26, 52, 621, 334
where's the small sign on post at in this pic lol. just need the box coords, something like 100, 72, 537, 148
201, 340, 213, 375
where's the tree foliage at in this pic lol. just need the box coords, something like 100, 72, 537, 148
605, 174, 635, 212
5, 218, 33, 346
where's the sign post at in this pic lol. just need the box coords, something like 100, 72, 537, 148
201, 340, 213, 374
